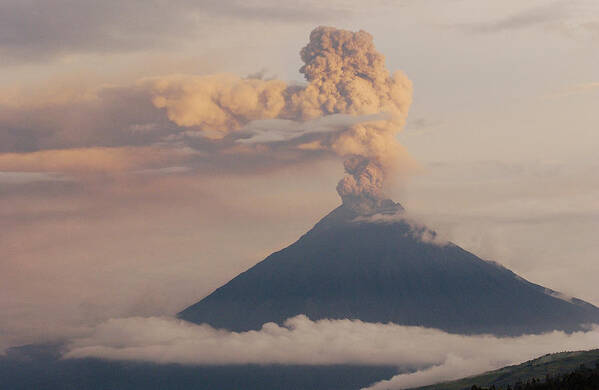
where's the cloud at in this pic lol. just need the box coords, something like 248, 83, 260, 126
0, 0, 192, 64
0, 171, 68, 184
64, 315, 599, 389
147, 74, 290, 138
453, 1, 599, 43
146, 38, 415, 210
0, 0, 354, 65
0, 146, 192, 173
0, 84, 175, 153
0, 82, 331, 175
354, 211, 449, 246
366, 354, 500, 390
237, 113, 388, 144
456, 2, 569, 34
2, 26, 417, 212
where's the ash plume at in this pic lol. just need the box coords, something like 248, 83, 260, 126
150, 74, 289, 139
336, 156, 386, 213
150, 26, 413, 212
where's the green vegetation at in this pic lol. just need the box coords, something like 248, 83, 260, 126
470, 361, 599, 390
411, 349, 599, 390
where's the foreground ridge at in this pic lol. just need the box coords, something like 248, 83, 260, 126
412, 349, 599, 390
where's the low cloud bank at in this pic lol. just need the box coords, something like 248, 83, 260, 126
65, 315, 599, 389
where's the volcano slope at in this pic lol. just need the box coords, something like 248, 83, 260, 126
179, 200, 599, 336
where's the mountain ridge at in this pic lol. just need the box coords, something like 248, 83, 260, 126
178, 200, 599, 336
410, 349, 599, 390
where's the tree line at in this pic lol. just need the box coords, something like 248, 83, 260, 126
469, 361, 599, 390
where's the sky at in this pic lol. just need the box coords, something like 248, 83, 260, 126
1, 0, 599, 386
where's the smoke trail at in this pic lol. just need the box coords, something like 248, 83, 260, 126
150, 26, 413, 212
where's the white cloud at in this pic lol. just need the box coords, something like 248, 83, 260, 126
65, 315, 599, 389
366, 354, 498, 390
237, 113, 388, 144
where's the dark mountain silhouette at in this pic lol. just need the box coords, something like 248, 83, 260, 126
0, 344, 399, 390
179, 200, 599, 336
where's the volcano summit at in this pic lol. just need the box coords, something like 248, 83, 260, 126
179, 199, 599, 336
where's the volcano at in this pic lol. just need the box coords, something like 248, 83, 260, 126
179, 200, 599, 336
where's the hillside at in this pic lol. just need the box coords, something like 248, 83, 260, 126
411, 349, 599, 390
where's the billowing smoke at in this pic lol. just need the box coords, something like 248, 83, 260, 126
298, 27, 413, 212
150, 74, 289, 139
336, 156, 386, 213
150, 26, 413, 212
